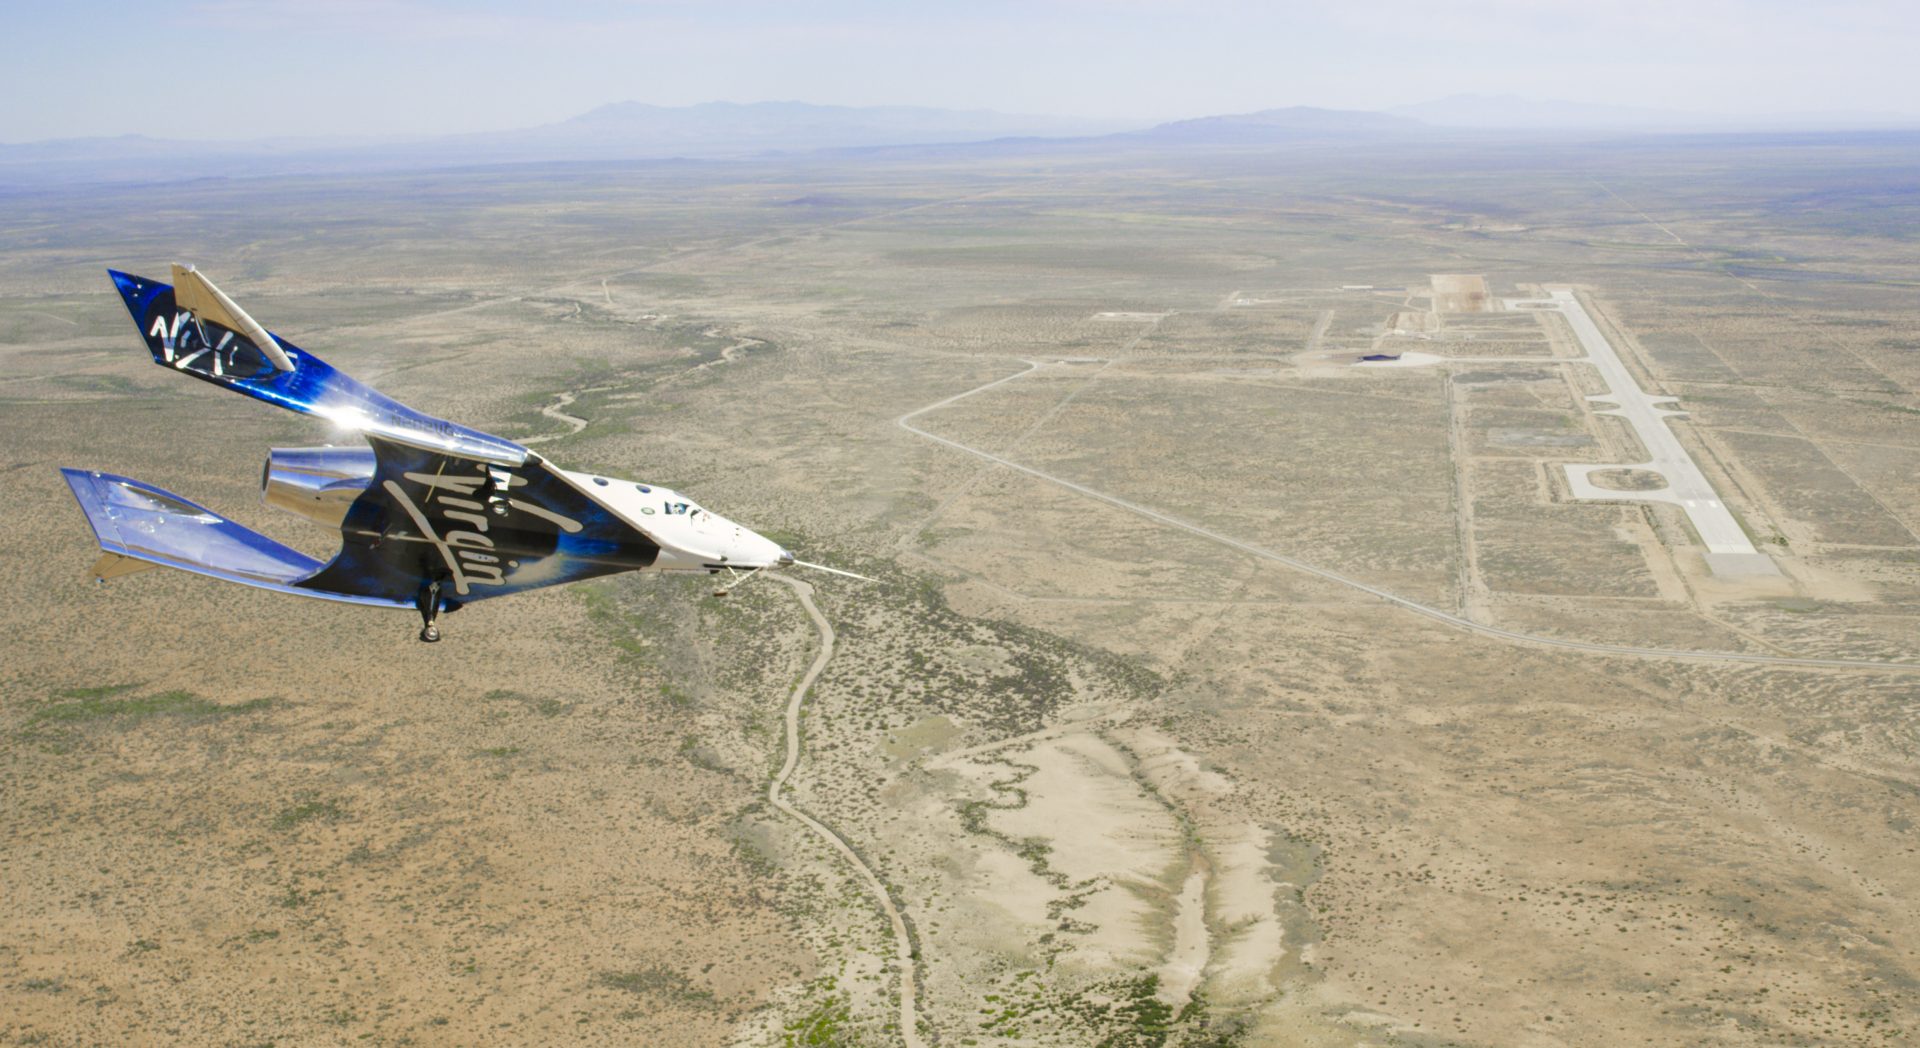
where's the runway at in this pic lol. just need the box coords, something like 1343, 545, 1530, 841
1516, 289, 1778, 576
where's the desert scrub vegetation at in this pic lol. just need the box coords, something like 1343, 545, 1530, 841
976, 972, 1249, 1047
826, 569, 1165, 738
577, 578, 706, 682
596, 963, 716, 1004
271, 793, 349, 831
494, 321, 772, 447
481, 688, 570, 717
14, 684, 276, 752
30, 685, 273, 723
781, 977, 856, 1047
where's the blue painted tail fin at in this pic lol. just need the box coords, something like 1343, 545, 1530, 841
107, 269, 529, 467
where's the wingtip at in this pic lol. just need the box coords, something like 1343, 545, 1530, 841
106, 268, 165, 304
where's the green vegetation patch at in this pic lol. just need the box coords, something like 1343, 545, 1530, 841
575, 576, 722, 698
595, 964, 714, 1004
979, 972, 1248, 1047
17, 685, 277, 753
834, 571, 1166, 738
32, 687, 273, 725
482, 688, 571, 717
272, 795, 350, 831
782, 984, 853, 1047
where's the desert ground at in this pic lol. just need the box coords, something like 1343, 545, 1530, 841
2, 134, 1918, 1045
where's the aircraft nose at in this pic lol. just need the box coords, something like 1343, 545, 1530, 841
729, 527, 788, 568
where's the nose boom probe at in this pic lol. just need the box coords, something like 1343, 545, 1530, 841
790, 560, 875, 582
713, 558, 874, 597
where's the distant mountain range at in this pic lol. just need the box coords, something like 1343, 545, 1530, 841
0, 101, 1145, 184
1122, 107, 1423, 144
473, 100, 1138, 156
1391, 94, 1690, 130
3, 97, 1914, 186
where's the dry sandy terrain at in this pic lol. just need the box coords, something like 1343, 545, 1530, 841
2, 134, 1917, 1045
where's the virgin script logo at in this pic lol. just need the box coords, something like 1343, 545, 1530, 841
383, 469, 584, 595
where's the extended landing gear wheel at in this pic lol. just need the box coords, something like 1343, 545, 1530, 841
414, 578, 445, 643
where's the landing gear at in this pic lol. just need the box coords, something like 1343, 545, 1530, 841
415, 579, 444, 643
711, 564, 770, 599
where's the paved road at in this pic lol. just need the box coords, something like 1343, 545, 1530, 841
899, 364, 1915, 674
768, 576, 926, 1047
1531, 289, 1763, 559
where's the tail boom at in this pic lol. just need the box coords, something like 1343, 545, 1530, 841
108, 268, 528, 467
60, 468, 408, 608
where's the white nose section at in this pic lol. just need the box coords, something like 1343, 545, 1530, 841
729, 528, 789, 569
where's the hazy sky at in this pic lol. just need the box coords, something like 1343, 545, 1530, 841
6, 0, 1916, 142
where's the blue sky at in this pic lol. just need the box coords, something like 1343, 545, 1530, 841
5, 0, 1915, 142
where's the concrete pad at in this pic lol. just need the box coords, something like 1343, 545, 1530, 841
1564, 463, 1681, 504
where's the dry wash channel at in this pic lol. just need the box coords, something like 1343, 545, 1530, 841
768, 575, 926, 1048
